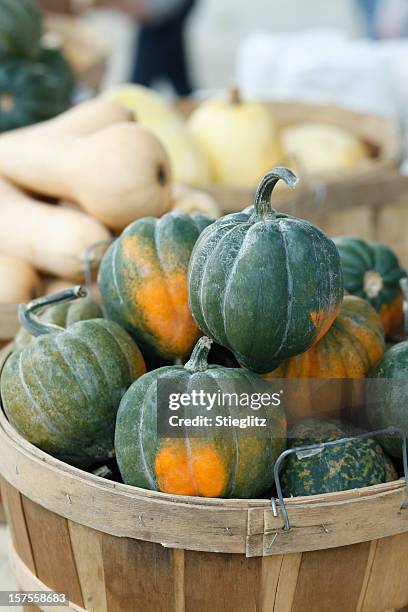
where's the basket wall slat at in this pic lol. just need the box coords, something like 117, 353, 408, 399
4, 490, 408, 612
21, 497, 84, 608
9, 542, 84, 612
67, 522, 107, 612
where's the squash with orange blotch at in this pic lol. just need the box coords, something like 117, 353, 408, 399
188, 167, 344, 373
264, 296, 385, 423
115, 337, 287, 498
98, 211, 214, 361
334, 237, 406, 336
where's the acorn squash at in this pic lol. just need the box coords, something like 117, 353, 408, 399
0, 0, 43, 60
115, 337, 287, 498
334, 237, 406, 336
99, 211, 214, 362
188, 168, 344, 373
14, 298, 103, 351
0, 59, 72, 132
266, 296, 385, 422
367, 341, 408, 458
1, 287, 146, 466
281, 419, 397, 497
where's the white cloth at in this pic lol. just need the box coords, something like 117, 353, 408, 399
236, 29, 405, 119
236, 28, 408, 167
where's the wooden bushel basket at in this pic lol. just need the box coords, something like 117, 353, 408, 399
1, 361, 408, 611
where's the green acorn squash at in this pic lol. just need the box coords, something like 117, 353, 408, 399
115, 337, 287, 498
0, 0, 43, 60
1, 286, 146, 467
188, 167, 344, 373
280, 419, 397, 497
99, 211, 214, 362
334, 237, 406, 336
367, 341, 408, 458
14, 298, 103, 351
0, 59, 73, 133
39, 47, 76, 103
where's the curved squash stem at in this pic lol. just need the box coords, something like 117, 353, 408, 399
82, 238, 114, 299
19, 286, 87, 338
254, 167, 299, 218
184, 336, 213, 373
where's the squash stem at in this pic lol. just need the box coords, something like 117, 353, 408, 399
184, 336, 213, 373
229, 85, 241, 105
19, 286, 87, 337
82, 238, 113, 299
254, 167, 299, 218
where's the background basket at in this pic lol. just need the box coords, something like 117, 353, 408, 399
177, 100, 402, 213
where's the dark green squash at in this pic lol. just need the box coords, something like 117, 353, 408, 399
367, 342, 408, 458
1, 286, 146, 467
0, 0, 43, 60
14, 298, 103, 351
38, 47, 76, 103
280, 419, 397, 497
334, 237, 406, 336
0, 59, 73, 133
99, 211, 214, 362
188, 167, 344, 373
115, 337, 287, 498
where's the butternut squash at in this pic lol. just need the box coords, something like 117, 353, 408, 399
0, 177, 110, 279
21, 98, 134, 136
104, 85, 212, 187
0, 255, 42, 303
0, 101, 172, 230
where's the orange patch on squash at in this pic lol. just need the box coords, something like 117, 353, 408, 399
137, 274, 200, 356
379, 295, 404, 336
154, 440, 226, 497
311, 305, 340, 343
122, 235, 200, 358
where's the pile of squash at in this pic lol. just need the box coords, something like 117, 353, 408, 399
105, 84, 371, 188
0, 0, 75, 132
1, 166, 407, 501
0, 97, 222, 306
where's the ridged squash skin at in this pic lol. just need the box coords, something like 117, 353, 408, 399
115, 338, 287, 498
334, 237, 406, 336
281, 419, 397, 497
14, 299, 103, 350
265, 296, 385, 422
1, 290, 146, 467
0, 60, 72, 132
99, 211, 214, 361
0, 0, 43, 60
188, 169, 344, 373
367, 342, 408, 458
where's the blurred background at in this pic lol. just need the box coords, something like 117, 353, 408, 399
82, 0, 362, 91
39, 0, 408, 92
2, 0, 408, 605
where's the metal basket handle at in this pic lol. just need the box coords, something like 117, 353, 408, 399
272, 426, 408, 531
